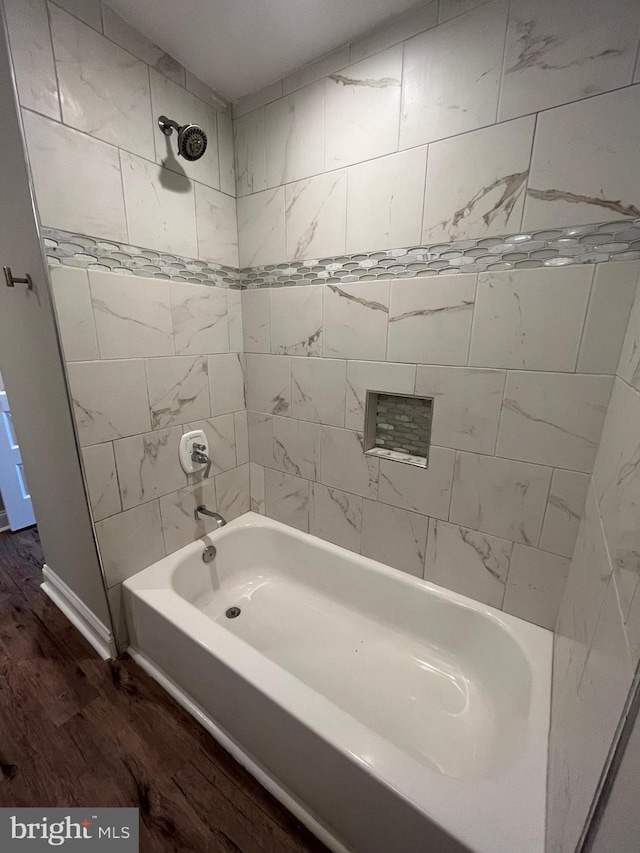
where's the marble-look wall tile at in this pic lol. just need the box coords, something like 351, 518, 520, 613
81, 442, 121, 521
22, 110, 127, 240
325, 45, 403, 170
53, 0, 101, 31
247, 411, 274, 468
245, 353, 290, 416
270, 286, 323, 356
4, 0, 60, 120
438, 0, 491, 24
469, 267, 592, 371
113, 426, 185, 510
577, 261, 640, 375
272, 416, 320, 481
309, 483, 362, 552
496, 372, 613, 473
264, 468, 309, 531
49, 267, 99, 362
217, 113, 236, 197
237, 187, 286, 267
282, 47, 350, 96
400, 0, 508, 148
242, 289, 271, 353
539, 470, 590, 559
415, 366, 505, 454
346, 148, 427, 253
96, 499, 165, 586
617, 279, 640, 391
150, 69, 220, 191
101, 5, 185, 86
50, 5, 155, 161
387, 276, 476, 365
209, 353, 246, 415
377, 448, 455, 519
291, 357, 346, 426
90, 272, 173, 359
159, 479, 217, 554
350, 2, 438, 63
265, 80, 324, 188
249, 461, 266, 513
345, 360, 416, 431
450, 451, 552, 545
285, 171, 347, 261
323, 282, 390, 361
233, 81, 283, 119
422, 116, 535, 242
523, 85, 640, 229
146, 355, 210, 429
183, 416, 237, 478
195, 184, 238, 268
120, 152, 197, 258
361, 500, 428, 577
67, 359, 151, 446
499, 0, 640, 122
170, 282, 229, 356
320, 426, 379, 499
502, 544, 570, 629
215, 464, 250, 521
234, 108, 266, 196
107, 583, 129, 651
227, 290, 243, 354
425, 519, 512, 607
234, 411, 249, 466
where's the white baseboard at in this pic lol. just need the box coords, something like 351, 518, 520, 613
128, 647, 351, 853
0, 511, 9, 533
42, 564, 116, 660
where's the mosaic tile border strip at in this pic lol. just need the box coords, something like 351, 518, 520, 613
42, 228, 241, 288
242, 219, 640, 288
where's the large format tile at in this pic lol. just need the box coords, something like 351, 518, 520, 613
285, 171, 347, 261
291, 358, 346, 426
170, 282, 229, 356
361, 500, 428, 577
195, 184, 238, 268
81, 442, 121, 522
237, 188, 286, 267
96, 500, 165, 586
215, 464, 250, 521
90, 272, 173, 359
309, 483, 362, 552
113, 426, 186, 510
282, 47, 350, 96
53, 0, 101, 30
272, 417, 321, 481
227, 290, 243, 353
120, 152, 197, 258
264, 469, 309, 532
422, 117, 535, 242
499, 0, 640, 122
49, 267, 99, 362
325, 46, 403, 169
350, 2, 438, 62
320, 426, 379, 499
346, 148, 427, 253
234, 108, 266, 196
496, 372, 613, 473
469, 266, 592, 371
242, 289, 271, 353
415, 366, 505, 454
208, 353, 246, 415
67, 359, 151, 446
387, 276, 476, 365
400, 0, 508, 148
502, 544, 570, 629
233, 411, 249, 466
159, 479, 218, 554
22, 110, 127, 240
425, 519, 513, 608
377, 448, 455, 519
249, 461, 266, 514
270, 286, 323, 355
617, 278, 640, 391
523, 85, 640, 229
265, 80, 324, 187
438, 0, 491, 23
450, 451, 552, 545
217, 113, 236, 197
247, 411, 274, 468
146, 355, 210, 429
323, 282, 390, 361
245, 353, 291, 416
50, 5, 154, 160
539, 470, 590, 559
4, 0, 60, 120
345, 360, 416, 431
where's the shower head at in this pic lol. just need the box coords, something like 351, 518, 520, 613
158, 116, 208, 161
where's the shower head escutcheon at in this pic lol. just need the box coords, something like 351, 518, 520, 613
157, 115, 208, 161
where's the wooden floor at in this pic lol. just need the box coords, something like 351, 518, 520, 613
0, 527, 328, 852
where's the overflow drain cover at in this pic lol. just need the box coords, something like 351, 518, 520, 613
226, 606, 241, 619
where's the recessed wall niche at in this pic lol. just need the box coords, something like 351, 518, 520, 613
363, 391, 433, 468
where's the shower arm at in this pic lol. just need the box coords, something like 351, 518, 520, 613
158, 116, 181, 136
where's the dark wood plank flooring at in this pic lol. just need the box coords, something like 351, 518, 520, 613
0, 527, 328, 853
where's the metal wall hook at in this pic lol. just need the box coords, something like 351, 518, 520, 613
3, 267, 33, 289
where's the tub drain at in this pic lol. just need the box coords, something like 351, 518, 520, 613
226, 606, 241, 619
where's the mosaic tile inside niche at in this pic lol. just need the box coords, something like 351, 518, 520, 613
41, 228, 241, 288
242, 219, 640, 288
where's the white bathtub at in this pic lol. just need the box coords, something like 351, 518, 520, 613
123, 512, 551, 853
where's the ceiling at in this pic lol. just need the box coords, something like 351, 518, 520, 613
106, 0, 425, 101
